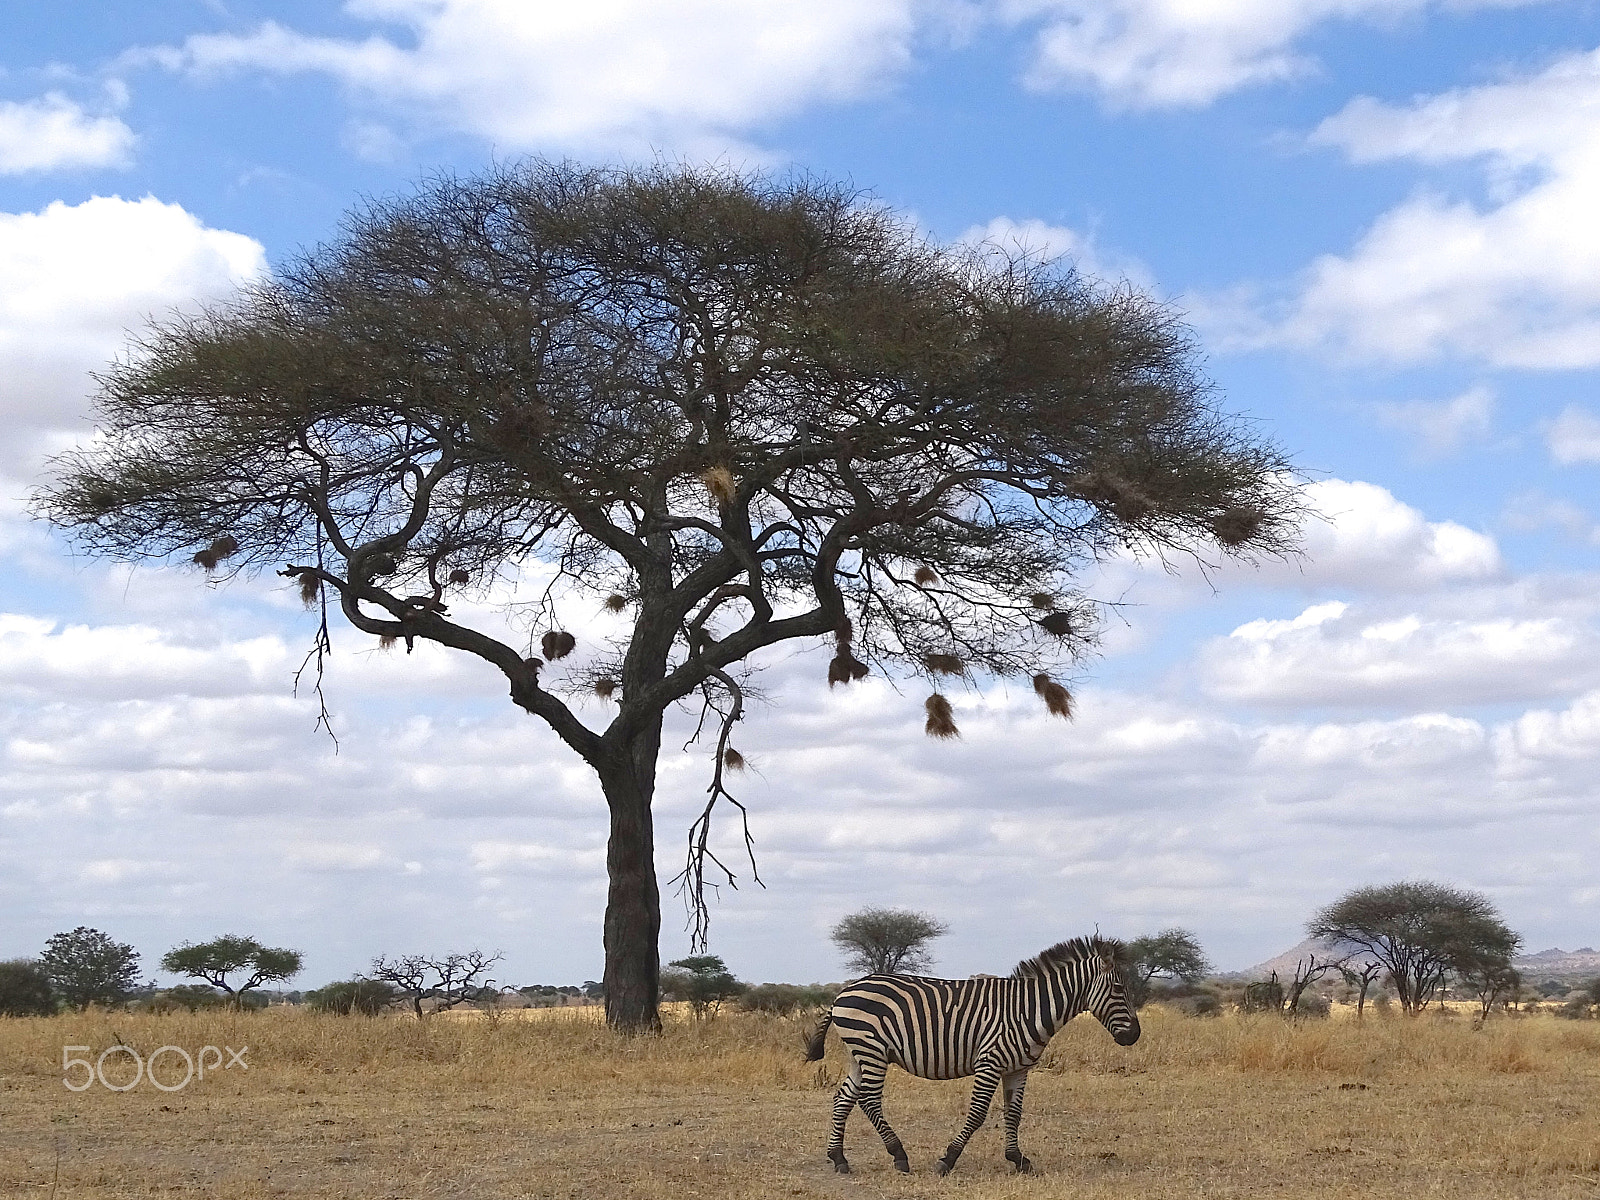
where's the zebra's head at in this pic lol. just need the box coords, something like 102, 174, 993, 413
1086, 948, 1141, 1046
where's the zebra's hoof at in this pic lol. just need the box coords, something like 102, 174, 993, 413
828, 1149, 850, 1174
935, 1157, 955, 1177
1011, 1156, 1033, 1174
893, 1157, 911, 1174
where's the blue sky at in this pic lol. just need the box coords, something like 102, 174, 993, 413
2, 0, 1599, 989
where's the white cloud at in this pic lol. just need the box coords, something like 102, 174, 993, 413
1249, 479, 1501, 593
0, 196, 266, 478
1272, 46, 1600, 366
287, 843, 404, 872
140, 0, 918, 154
1547, 404, 1600, 465
0, 93, 136, 174
1202, 600, 1600, 707
1502, 491, 1599, 544
993, 0, 1549, 109
0, 614, 291, 701
1375, 384, 1494, 457
957, 216, 1155, 289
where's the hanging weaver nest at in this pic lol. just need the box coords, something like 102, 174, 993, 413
448, 568, 470, 585
921, 652, 964, 677
378, 634, 397, 651
924, 693, 960, 739
722, 747, 746, 771
487, 389, 550, 445
541, 631, 576, 660
1036, 611, 1075, 638
914, 566, 939, 586
593, 678, 617, 699
828, 617, 868, 686
1029, 592, 1056, 611
1077, 470, 1153, 522
829, 649, 869, 686
298, 573, 321, 607
699, 466, 736, 506
1211, 505, 1263, 547
1033, 673, 1073, 719
191, 534, 240, 571
604, 593, 629, 612
523, 656, 544, 674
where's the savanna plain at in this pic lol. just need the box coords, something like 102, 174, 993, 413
2, 1004, 1597, 1200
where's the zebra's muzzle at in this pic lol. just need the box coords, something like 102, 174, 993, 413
1112, 1020, 1140, 1046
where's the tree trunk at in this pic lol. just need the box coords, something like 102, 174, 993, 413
598, 721, 664, 1034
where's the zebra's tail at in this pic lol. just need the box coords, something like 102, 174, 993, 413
803, 1007, 834, 1061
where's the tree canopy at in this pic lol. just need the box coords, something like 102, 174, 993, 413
661, 954, 746, 1018
40, 161, 1299, 1032
1308, 881, 1520, 1013
831, 906, 950, 976
1125, 928, 1210, 1006
160, 934, 303, 1007
39, 927, 142, 1011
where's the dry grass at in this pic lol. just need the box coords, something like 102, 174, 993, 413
2, 1004, 1598, 1199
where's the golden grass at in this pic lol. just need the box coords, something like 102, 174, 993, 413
2, 1004, 1598, 1199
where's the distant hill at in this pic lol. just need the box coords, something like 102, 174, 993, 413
1234, 938, 1350, 980
1514, 947, 1600, 977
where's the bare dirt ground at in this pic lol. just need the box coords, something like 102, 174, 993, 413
2, 1004, 1597, 1199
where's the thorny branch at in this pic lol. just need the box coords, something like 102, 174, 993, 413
670, 668, 762, 951
287, 536, 338, 749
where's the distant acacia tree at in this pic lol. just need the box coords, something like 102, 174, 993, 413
40, 160, 1300, 1032
660, 955, 746, 1018
161, 935, 303, 1009
370, 950, 502, 1018
1335, 957, 1386, 1018
1308, 882, 1520, 1014
1458, 959, 1521, 1020
0, 960, 57, 1017
831, 907, 950, 976
1125, 929, 1210, 1007
39, 927, 141, 1010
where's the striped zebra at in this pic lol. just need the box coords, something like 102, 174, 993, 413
804, 934, 1139, 1176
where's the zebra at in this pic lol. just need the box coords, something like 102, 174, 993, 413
804, 934, 1139, 1176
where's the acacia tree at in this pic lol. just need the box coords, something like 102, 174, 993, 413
831, 906, 951, 976
40, 162, 1298, 1032
370, 950, 502, 1017
1308, 881, 1520, 1014
1125, 928, 1210, 1006
660, 954, 746, 1018
161, 934, 304, 1008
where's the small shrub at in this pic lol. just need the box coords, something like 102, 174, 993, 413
739, 983, 838, 1016
0, 960, 56, 1017
308, 979, 398, 1016
1292, 991, 1331, 1019
162, 984, 226, 1012
1557, 996, 1595, 1021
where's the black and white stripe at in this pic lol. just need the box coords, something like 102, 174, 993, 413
804, 934, 1139, 1175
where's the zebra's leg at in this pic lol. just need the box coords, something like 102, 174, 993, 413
1001, 1069, 1031, 1172
853, 1057, 911, 1173
826, 1059, 861, 1173
936, 1062, 1000, 1176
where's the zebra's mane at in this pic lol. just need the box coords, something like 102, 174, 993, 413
1010, 935, 1126, 979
